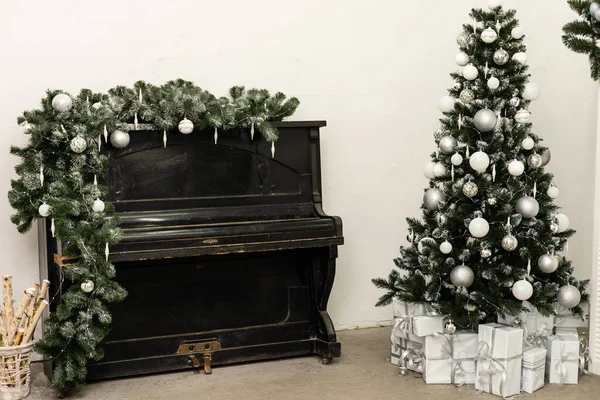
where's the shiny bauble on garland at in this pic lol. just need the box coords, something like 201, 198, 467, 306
509, 97, 520, 108
481, 249, 492, 258
521, 137, 534, 150
424, 162, 436, 179
522, 83, 540, 101
462, 64, 479, 81
481, 28, 498, 43
473, 109, 497, 132
469, 151, 490, 173
511, 27, 524, 39
450, 264, 475, 288
439, 136, 458, 154
513, 52, 528, 64
459, 89, 475, 104
423, 188, 446, 211
178, 118, 194, 134
501, 234, 518, 251
456, 52, 470, 66
557, 285, 581, 309
451, 153, 463, 166
527, 154, 543, 169
515, 196, 540, 218
487, 77, 500, 90
52, 93, 73, 112
439, 96, 456, 113
81, 280, 95, 293
555, 213, 570, 233
69, 136, 87, 153
433, 163, 447, 177
38, 202, 51, 217
540, 148, 551, 166
462, 182, 478, 198
547, 186, 559, 199
440, 241, 453, 254
469, 217, 490, 238
418, 237, 435, 254
515, 109, 531, 124
443, 321, 456, 334
538, 254, 559, 274
493, 49, 509, 65
92, 199, 105, 213
110, 130, 130, 149
507, 160, 525, 176
457, 32, 470, 47
512, 279, 533, 301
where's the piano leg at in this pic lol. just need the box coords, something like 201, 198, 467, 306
312, 246, 341, 362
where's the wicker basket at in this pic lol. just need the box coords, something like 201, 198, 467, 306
0, 342, 34, 400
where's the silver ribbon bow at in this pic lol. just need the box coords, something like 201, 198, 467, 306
432, 332, 475, 387
391, 317, 414, 350
525, 323, 550, 349
398, 346, 424, 376
475, 342, 510, 399
578, 337, 591, 376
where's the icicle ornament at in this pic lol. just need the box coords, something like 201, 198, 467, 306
271, 142, 276, 158
105, 243, 110, 261
492, 164, 496, 182
51, 219, 55, 237
250, 123, 255, 140
104, 125, 108, 142
458, 114, 463, 129
39, 164, 44, 186
138, 88, 143, 103
484, 62, 489, 79
134, 113, 139, 129
93, 175, 98, 187
451, 165, 455, 181
527, 258, 531, 277
61, 124, 67, 134
533, 182, 537, 197
466, 145, 470, 158
163, 129, 167, 148
214, 127, 218, 145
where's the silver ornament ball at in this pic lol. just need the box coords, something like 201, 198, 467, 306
423, 188, 446, 211
540, 148, 551, 166
462, 182, 479, 198
450, 264, 475, 288
557, 285, 581, 309
481, 249, 492, 258
443, 321, 457, 334
509, 97, 521, 108
515, 196, 540, 219
501, 234, 518, 251
538, 254, 559, 274
459, 89, 475, 104
493, 49, 509, 65
178, 118, 194, 134
110, 130, 130, 149
515, 109, 531, 124
439, 136, 458, 154
81, 280, 95, 293
474, 109, 498, 132
457, 32, 470, 47
69, 136, 87, 153
38, 202, 51, 217
52, 93, 73, 112
591, 2, 599, 16
527, 154, 543, 169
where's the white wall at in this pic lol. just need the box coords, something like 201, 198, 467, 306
0, 0, 596, 331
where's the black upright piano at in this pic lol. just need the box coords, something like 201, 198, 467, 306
41, 121, 344, 380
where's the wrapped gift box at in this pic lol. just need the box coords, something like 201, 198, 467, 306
497, 302, 554, 335
392, 315, 444, 340
475, 323, 523, 398
546, 330, 579, 384
554, 303, 589, 329
423, 332, 478, 384
393, 298, 427, 318
391, 317, 424, 370
521, 346, 546, 394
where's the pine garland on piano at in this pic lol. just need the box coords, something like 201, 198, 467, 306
8, 80, 299, 394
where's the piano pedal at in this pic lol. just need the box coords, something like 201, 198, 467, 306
179, 338, 221, 375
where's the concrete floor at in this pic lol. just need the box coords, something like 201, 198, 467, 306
26, 327, 600, 399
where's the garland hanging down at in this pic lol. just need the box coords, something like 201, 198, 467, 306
563, 1, 600, 81
8, 80, 299, 393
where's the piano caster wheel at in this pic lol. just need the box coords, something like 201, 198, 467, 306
320, 357, 333, 365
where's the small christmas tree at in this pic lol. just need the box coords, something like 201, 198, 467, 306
373, 0, 589, 329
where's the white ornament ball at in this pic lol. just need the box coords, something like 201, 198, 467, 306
450, 264, 475, 288
511, 27, 525, 40
52, 93, 73, 112
556, 213, 570, 233
522, 83, 540, 101
508, 160, 525, 176
433, 163, 447, 178
440, 241, 453, 254
469, 151, 490, 173
591, 3, 600, 16
469, 217, 490, 238
493, 49, 510, 65
439, 136, 458, 154
512, 279, 533, 301
439, 96, 456, 113
488, 0, 503, 10
521, 137, 534, 150
451, 153, 463, 166
516, 196, 540, 219
81, 280, 95, 293
473, 109, 498, 132
595, 8, 600, 22
92, 199, 106, 213
538, 254, 559, 274
462, 64, 479, 81
557, 285, 581, 309
512, 52, 528, 64
424, 162, 437, 179
481, 28, 498, 44
418, 237, 435, 254
110, 130, 130, 149
487, 76, 500, 90
501, 235, 518, 251
38, 202, 51, 217
547, 186, 559, 199
178, 118, 194, 134
515, 109, 531, 124
69, 136, 87, 154
456, 52, 470, 66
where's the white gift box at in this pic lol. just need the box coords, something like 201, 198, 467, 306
475, 323, 523, 398
554, 303, 589, 329
546, 331, 579, 384
497, 302, 554, 335
391, 318, 425, 349
393, 298, 427, 318
391, 315, 444, 340
521, 346, 546, 393
423, 332, 478, 385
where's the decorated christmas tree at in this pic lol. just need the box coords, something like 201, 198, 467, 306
373, 0, 589, 329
